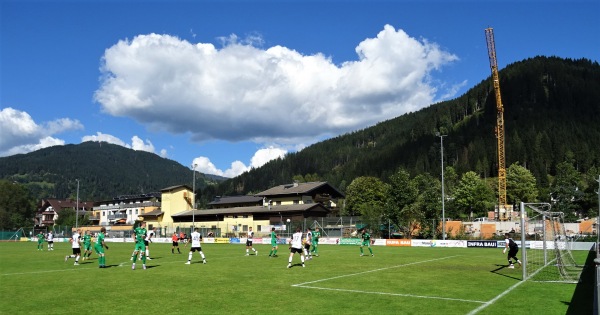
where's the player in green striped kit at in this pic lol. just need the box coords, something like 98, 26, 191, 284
268, 227, 279, 257
94, 227, 109, 268
36, 232, 45, 250
82, 230, 93, 260
359, 228, 374, 257
131, 222, 147, 270
311, 227, 320, 257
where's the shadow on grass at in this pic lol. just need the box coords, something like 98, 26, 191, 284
490, 264, 521, 281
565, 244, 596, 315
287, 263, 305, 269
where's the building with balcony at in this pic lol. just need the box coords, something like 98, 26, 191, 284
35, 199, 95, 227
92, 192, 161, 226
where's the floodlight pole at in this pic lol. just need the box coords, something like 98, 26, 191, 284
437, 133, 447, 240
191, 163, 197, 230
76, 179, 79, 228
596, 175, 599, 245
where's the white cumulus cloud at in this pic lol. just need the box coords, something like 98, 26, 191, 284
0, 107, 82, 156
94, 25, 458, 147
81, 132, 163, 155
193, 145, 288, 178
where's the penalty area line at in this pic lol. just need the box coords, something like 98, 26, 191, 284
292, 255, 461, 287
295, 285, 486, 304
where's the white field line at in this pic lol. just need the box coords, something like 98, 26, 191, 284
295, 285, 486, 304
466, 258, 555, 315
292, 255, 460, 287
1, 253, 246, 276
292, 255, 488, 304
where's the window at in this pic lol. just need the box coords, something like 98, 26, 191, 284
128, 210, 132, 215
293, 200, 299, 204
243, 215, 248, 218
257, 225, 261, 232
136, 209, 139, 214
243, 225, 248, 232
276, 201, 281, 205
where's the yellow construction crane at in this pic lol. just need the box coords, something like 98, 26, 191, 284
484, 27, 508, 220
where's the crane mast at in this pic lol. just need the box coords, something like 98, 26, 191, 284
485, 27, 508, 220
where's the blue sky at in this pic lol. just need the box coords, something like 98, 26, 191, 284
1, 0, 598, 178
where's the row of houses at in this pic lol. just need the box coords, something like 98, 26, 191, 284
36, 181, 345, 236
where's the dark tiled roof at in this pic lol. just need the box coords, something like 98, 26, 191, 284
208, 195, 263, 205
256, 181, 344, 198
172, 203, 328, 217
161, 184, 192, 192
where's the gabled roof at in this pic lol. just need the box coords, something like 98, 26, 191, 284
256, 181, 344, 198
172, 203, 329, 217
39, 199, 94, 212
161, 184, 192, 192
208, 195, 263, 206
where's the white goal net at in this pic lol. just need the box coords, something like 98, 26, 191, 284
522, 203, 583, 283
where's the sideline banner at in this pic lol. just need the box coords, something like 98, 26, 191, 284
239, 238, 265, 244
412, 239, 466, 248
386, 239, 411, 247
214, 238, 230, 244
318, 238, 340, 245
339, 238, 361, 245
372, 239, 387, 246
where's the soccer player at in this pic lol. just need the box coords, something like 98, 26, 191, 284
65, 229, 82, 265
171, 232, 181, 254
287, 227, 305, 268
303, 228, 312, 260
145, 227, 155, 260
359, 228, 374, 257
46, 231, 54, 251
185, 228, 206, 264
503, 233, 522, 268
245, 227, 257, 256
268, 227, 279, 257
95, 227, 109, 268
132, 221, 148, 270
311, 227, 320, 257
36, 231, 45, 251
82, 230, 93, 260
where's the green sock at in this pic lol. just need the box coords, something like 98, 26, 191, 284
273, 249, 278, 255
369, 248, 373, 254
269, 250, 273, 256
360, 247, 363, 254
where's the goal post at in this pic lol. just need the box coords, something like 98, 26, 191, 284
521, 202, 584, 283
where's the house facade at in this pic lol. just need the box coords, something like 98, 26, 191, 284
83, 181, 344, 238
92, 192, 161, 226
169, 181, 345, 237
36, 199, 94, 227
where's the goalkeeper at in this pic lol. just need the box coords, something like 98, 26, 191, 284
503, 233, 521, 269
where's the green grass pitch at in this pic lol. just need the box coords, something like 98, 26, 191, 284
0, 241, 587, 314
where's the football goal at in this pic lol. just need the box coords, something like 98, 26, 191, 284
521, 202, 583, 283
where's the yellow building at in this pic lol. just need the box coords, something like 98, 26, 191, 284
92, 181, 344, 238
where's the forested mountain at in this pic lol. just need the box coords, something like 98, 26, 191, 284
0, 141, 222, 201
207, 57, 600, 204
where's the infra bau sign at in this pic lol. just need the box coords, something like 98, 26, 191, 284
466, 240, 498, 248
